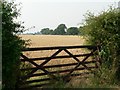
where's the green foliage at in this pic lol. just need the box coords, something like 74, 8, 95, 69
41, 28, 53, 35
52, 24, 66, 35
20, 62, 32, 78
40, 24, 67, 35
81, 6, 120, 84
40, 24, 81, 35
2, 0, 26, 89
66, 27, 79, 35
48, 80, 66, 88
77, 65, 119, 88
93, 64, 117, 86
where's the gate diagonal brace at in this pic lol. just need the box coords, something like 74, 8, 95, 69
63, 49, 97, 81
20, 54, 41, 80
63, 49, 80, 62
40, 49, 63, 66
20, 49, 63, 80
20, 54, 56, 80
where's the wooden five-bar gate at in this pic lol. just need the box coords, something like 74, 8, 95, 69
17, 45, 101, 89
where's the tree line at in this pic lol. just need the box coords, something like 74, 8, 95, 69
40, 24, 80, 35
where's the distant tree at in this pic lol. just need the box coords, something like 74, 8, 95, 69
66, 27, 79, 35
49, 29, 54, 35
41, 28, 51, 35
53, 24, 67, 35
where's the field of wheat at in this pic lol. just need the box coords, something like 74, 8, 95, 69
19, 34, 92, 64
19, 34, 89, 64
19, 35, 94, 87
19, 35, 85, 47
19, 34, 93, 71
19, 35, 89, 64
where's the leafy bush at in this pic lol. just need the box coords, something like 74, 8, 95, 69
20, 62, 32, 78
81, 6, 120, 85
2, 0, 26, 89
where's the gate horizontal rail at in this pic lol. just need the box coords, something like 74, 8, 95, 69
22, 45, 98, 51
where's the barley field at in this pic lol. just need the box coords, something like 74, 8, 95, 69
19, 35, 92, 66
19, 34, 89, 64
19, 35, 95, 87
19, 34, 93, 71
19, 35, 85, 47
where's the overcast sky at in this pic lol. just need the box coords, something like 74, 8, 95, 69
14, 0, 119, 33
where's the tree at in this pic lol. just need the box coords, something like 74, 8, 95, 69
2, 0, 26, 89
53, 24, 67, 35
41, 28, 53, 35
66, 27, 79, 35
49, 29, 54, 35
82, 7, 120, 84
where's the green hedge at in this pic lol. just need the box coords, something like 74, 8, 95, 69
81, 7, 120, 84
2, 0, 26, 89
